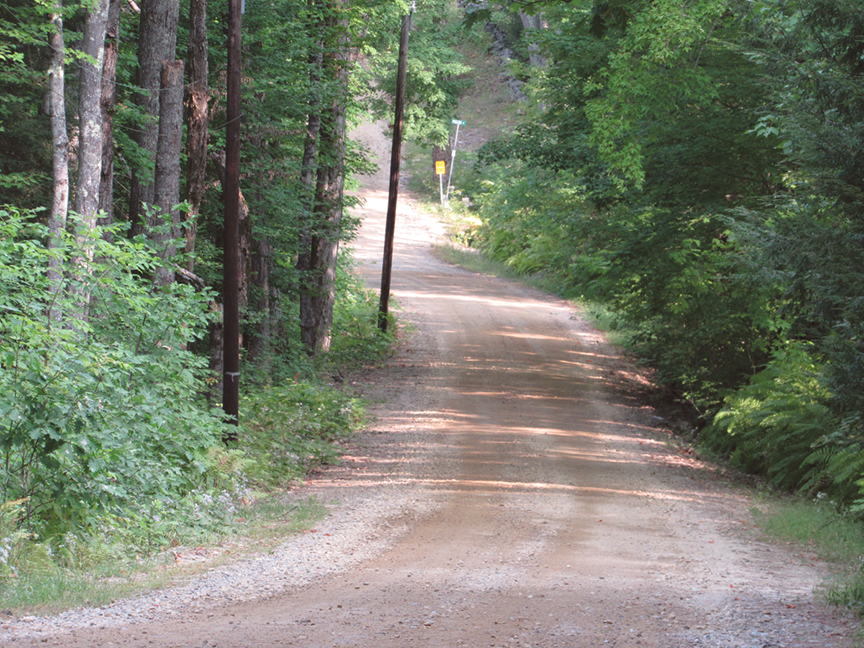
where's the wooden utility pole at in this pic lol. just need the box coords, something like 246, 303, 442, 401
378, 3, 414, 332
223, 0, 242, 437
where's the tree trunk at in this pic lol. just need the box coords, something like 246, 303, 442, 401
48, 0, 68, 321
74, 0, 110, 227
300, 5, 325, 198
71, 0, 109, 324
295, 4, 327, 292
152, 59, 185, 286
129, 0, 180, 234
248, 238, 273, 369
299, 5, 350, 355
184, 0, 209, 272
97, 0, 121, 230
301, 51, 349, 355
518, 10, 547, 69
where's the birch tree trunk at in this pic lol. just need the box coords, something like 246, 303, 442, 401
70, 0, 109, 324
74, 0, 110, 229
48, 0, 68, 322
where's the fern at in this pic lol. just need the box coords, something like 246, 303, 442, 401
508, 234, 564, 275
701, 341, 837, 493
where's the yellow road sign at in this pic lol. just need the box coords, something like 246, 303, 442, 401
435, 160, 446, 175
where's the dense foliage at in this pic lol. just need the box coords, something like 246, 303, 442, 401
0, 206, 229, 538
0, 206, 373, 585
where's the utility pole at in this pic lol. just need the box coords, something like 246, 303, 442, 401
378, 2, 414, 333
223, 0, 242, 439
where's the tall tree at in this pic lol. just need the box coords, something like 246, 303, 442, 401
183, 0, 210, 273
152, 59, 185, 286
97, 0, 122, 227
299, 3, 350, 354
129, 0, 180, 234
296, 3, 330, 353
69, 0, 110, 324
48, 0, 69, 315
75, 0, 110, 228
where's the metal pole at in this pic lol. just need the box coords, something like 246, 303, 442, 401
222, 0, 242, 438
445, 121, 461, 202
378, 3, 414, 333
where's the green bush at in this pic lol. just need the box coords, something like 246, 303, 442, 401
471, 160, 780, 412
701, 342, 835, 492
326, 263, 395, 371
0, 206, 231, 541
240, 381, 365, 489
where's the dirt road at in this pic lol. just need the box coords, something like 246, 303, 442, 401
6, 122, 856, 647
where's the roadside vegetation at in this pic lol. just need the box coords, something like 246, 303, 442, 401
5, 0, 864, 619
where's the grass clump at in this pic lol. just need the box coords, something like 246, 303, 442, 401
752, 494, 864, 612
0, 495, 329, 615
754, 496, 864, 564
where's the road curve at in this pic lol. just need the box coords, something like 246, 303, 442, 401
4, 121, 855, 648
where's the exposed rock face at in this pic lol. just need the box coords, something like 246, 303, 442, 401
459, 1, 527, 102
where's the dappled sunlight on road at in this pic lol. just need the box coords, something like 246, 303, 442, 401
308, 120, 859, 648
318, 366, 727, 514
394, 288, 579, 311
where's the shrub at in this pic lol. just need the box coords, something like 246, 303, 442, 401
0, 206, 230, 540
701, 342, 835, 492
326, 263, 395, 371
240, 381, 365, 489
